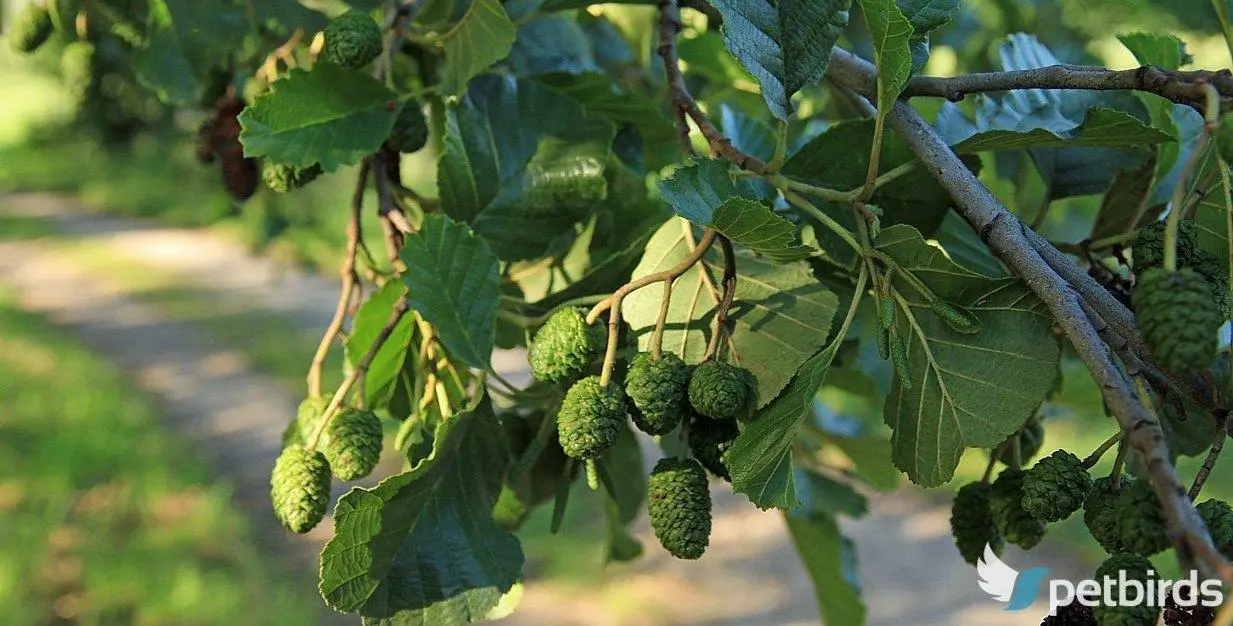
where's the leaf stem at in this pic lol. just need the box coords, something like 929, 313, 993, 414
1165, 84, 1221, 272
651, 279, 674, 359
780, 189, 862, 253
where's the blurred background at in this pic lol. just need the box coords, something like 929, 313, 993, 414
1, 0, 1232, 624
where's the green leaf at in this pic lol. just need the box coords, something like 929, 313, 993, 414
727, 349, 835, 510
359, 428, 521, 624
658, 158, 815, 261
796, 469, 868, 518
320, 396, 522, 619
710, 0, 853, 120
439, 0, 517, 97
783, 118, 977, 234
859, 0, 914, 115
1193, 158, 1232, 280
508, 14, 596, 76
238, 63, 398, 170
897, 0, 958, 74
399, 214, 500, 369
1090, 156, 1159, 241
135, 0, 243, 103
1118, 32, 1192, 70
534, 72, 676, 153
623, 219, 839, 408
347, 281, 416, 409
933, 212, 1006, 278
784, 511, 866, 626
876, 225, 1060, 486
438, 75, 615, 261
952, 107, 1175, 153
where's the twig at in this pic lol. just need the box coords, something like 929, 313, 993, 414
594, 227, 718, 385
307, 160, 370, 398
651, 279, 674, 359
824, 46, 1233, 582
902, 62, 1233, 112
586, 227, 718, 324
1190, 412, 1229, 500
656, 0, 766, 173
704, 235, 736, 360
306, 296, 411, 449
1082, 432, 1123, 469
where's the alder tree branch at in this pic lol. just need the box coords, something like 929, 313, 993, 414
307, 296, 411, 449
307, 159, 370, 399
824, 47, 1233, 581
704, 234, 737, 361
904, 64, 1233, 112
657, 0, 767, 173
1191, 415, 1230, 500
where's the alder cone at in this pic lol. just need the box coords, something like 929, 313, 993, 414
1083, 477, 1126, 554
1133, 268, 1221, 374
989, 469, 1046, 549
1114, 480, 1169, 556
528, 307, 604, 383
270, 445, 331, 534
950, 481, 1003, 565
321, 11, 383, 69
687, 360, 754, 420
647, 457, 712, 560
625, 352, 690, 436
687, 416, 739, 481
323, 409, 383, 481
1092, 553, 1158, 626
556, 376, 626, 460
1022, 450, 1093, 522
206, 96, 258, 201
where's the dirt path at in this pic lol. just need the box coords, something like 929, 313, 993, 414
0, 193, 1085, 625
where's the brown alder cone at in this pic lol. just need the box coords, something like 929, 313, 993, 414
202, 94, 258, 201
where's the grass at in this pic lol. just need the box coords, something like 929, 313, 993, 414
0, 288, 323, 625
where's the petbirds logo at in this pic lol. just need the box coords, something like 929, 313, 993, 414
974, 543, 1225, 615
976, 544, 1051, 611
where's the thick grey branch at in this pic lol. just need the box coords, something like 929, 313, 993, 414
825, 47, 1231, 580
905, 63, 1233, 111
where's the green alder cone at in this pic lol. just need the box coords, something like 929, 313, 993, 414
386, 101, 429, 154
647, 457, 712, 560
11, 3, 53, 53
321, 11, 383, 69
1022, 450, 1094, 522
1133, 220, 1200, 272
989, 469, 1046, 550
1134, 268, 1222, 374
528, 307, 605, 383
687, 415, 739, 481
262, 161, 322, 193
282, 396, 328, 447
1197, 499, 1233, 558
625, 352, 690, 436
1114, 479, 1170, 556
270, 445, 332, 534
1092, 553, 1159, 626
687, 360, 754, 420
557, 376, 626, 460
950, 482, 1004, 566
996, 418, 1044, 466
323, 408, 383, 481
1084, 477, 1127, 554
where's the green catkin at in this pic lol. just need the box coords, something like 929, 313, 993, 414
891, 334, 912, 390
879, 295, 896, 330
931, 299, 979, 333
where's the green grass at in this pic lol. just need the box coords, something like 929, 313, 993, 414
0, 289, 323, 626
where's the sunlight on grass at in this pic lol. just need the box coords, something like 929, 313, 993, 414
0, 289, 322, 625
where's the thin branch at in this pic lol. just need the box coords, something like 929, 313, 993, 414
704, 235, 737, 360
586, 227, 718, 325
824, 46, 1233, 582
1082, 432, 1123, 469
657, 0, 767, 173
903, 63, 1233, 112
307, 159, 370, 398
1190, 413, 1229, 500
651, 279, 674, 359
306, 296, 411, 449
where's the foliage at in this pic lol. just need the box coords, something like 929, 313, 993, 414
8, 0, 1233, 623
